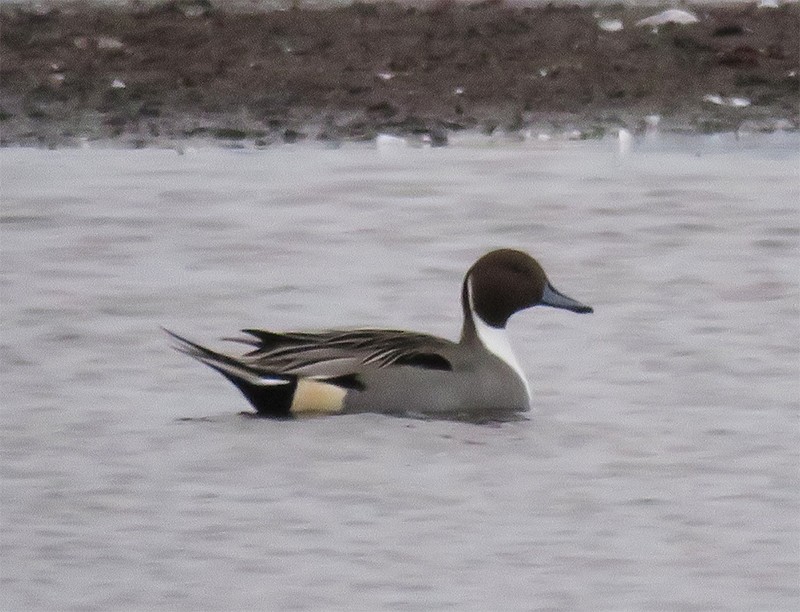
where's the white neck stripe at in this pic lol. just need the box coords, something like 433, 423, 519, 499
468, 280, 531, 404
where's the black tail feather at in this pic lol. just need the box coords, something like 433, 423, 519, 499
163, 327, 298, 418
212, 367, 297, 419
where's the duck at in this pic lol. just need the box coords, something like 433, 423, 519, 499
165, 248, 593, 420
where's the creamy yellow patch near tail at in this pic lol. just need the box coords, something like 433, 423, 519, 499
290, 379, 347, 415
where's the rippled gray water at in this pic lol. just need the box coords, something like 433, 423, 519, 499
1, 134, 798, 610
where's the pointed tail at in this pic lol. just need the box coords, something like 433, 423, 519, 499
163, 328, 297, 417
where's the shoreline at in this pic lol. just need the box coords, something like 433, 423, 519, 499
1, 1, 798, 147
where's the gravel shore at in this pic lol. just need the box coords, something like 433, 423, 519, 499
1, 1, 798, 146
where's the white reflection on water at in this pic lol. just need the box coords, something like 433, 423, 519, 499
1, 134, 798, 610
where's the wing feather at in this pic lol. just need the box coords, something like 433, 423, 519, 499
229, 328, 454, 376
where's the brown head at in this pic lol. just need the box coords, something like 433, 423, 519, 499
461, 249, 593, 330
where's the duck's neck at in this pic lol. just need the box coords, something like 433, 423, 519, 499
459, 277, 479, 346
460, 279, 530, 399
460, 277, 514, 351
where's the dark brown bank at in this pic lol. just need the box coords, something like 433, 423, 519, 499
1, 0, 798, 147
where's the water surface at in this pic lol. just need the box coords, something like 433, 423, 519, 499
1, 134, 798, 610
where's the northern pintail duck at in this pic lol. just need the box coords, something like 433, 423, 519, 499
166, 249, 592, 419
